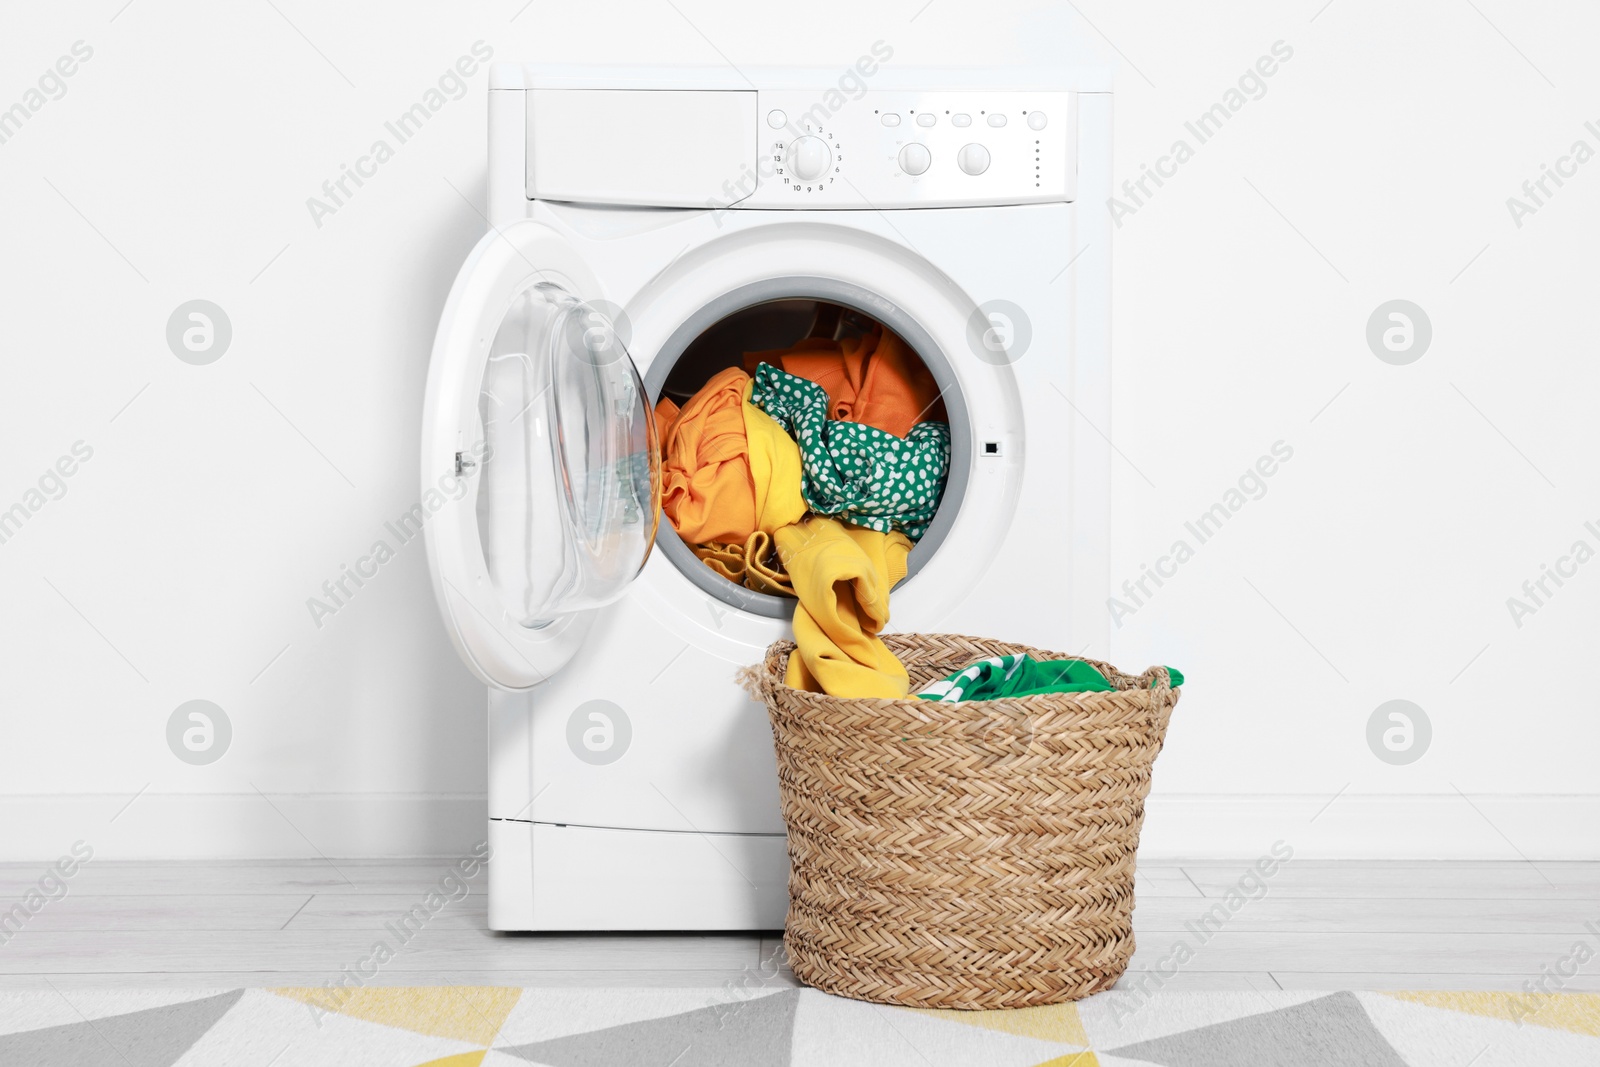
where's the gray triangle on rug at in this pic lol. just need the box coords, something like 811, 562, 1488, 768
1107, 991, 1410, 1067
0, 989, 244, 1067
501, 987, 801, 1066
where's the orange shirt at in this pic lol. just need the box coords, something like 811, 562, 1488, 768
656, 368, 807, 546
744, 325, 945, 439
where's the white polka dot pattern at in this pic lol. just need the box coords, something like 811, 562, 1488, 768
748, 362, 951, 540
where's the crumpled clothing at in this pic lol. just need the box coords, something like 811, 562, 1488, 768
747, 362, 950, 541
917, 656, 1186, 702
777, 516, 912, 699
739, 380, 808, 540
744, 324, 946, 439
692, 531, 794, 598
656, 368, 807, 545
917, 655, 1110, 702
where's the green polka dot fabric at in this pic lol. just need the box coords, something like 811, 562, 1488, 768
747, 362, 951, 541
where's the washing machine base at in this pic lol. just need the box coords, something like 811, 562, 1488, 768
487, 818, 789, 931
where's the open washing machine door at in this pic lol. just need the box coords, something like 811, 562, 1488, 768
422, 220, 660, 690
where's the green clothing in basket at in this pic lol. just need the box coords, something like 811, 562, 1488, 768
747, 362, 950, 541
917, 654, 1185, 702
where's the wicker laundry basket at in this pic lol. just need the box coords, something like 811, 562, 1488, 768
740, 633, 1180, 1010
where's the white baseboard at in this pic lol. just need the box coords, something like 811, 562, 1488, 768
0, 793, 486, 861
1, 792, 1594, 862
1137, 793, 1600, 861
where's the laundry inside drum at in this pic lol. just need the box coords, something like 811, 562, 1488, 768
652, 298, 958, 607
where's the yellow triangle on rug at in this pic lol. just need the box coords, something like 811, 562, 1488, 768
270, 986, 521, 1046
1028, 1051, 1100, 1067
1385, 991, 1600, 1038
409, 1052, 487, 1067
916, 1002, 1090, 1046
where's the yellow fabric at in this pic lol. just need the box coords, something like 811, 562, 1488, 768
776, 516, 912, 698
693, 541, 746, 580
742, 530, 796, 596
741, 380, 808, 535
657, 369, 805, 546
692, 531, 795, 597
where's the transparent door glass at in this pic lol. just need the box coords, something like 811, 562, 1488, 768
477, 282, 660, 627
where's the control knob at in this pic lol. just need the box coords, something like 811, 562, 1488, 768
898, 142, 931, 175
786, 135, 833, 182
957, 143, 991, 176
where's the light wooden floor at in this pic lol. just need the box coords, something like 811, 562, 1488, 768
2, 859, 1596, 992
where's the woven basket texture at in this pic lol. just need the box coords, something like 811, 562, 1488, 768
742, 632, 1180, 1009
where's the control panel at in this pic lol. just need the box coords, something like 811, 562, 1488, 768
521, 85, 1076, 210
742, 90, 1076, 209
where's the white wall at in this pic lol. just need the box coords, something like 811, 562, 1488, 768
0, 0, 1593, 860
1097, 0, 1600, 858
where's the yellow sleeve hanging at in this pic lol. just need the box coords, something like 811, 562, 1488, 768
776, 516, 912, 699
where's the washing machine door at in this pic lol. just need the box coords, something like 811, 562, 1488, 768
422, 220, 660, 690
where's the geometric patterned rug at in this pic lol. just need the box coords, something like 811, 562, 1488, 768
2, 986, 1597, 1065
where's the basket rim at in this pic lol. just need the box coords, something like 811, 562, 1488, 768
752, 633, 1180, 710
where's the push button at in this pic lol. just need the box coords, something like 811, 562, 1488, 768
881, 113, 901, 126
1027, 111, 1048, 130
916, 112, 936, 127
987, 113, 1007, 127
767, 109, 787, 129
951, 113, 971, 127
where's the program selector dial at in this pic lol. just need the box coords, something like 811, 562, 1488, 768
786, 135, 833, 182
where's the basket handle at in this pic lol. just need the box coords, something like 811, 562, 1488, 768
735, 661, 769, 702
1142, 665, 1175, 696
737, 640, 796, 703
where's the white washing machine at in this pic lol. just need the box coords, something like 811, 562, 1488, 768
422, 62, 1113, 930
